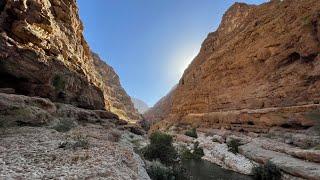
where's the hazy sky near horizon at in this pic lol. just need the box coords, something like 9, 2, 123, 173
78, 0, 267, 107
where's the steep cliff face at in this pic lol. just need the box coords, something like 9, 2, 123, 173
152, 0, 320, 130
0, 0, 104, 109
92, 53, 140, 121
0, 0, 138, 120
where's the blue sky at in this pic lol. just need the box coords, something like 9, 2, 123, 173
77, 0, 267, 107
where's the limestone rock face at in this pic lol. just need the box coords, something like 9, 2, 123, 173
0, 0, 104, 109
0, 0, 138, 120
153, 0, 320, 128
92, 53, 140, 121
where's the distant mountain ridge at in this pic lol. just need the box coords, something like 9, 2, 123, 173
131, 97, 149, 114
143, 85, 177, 122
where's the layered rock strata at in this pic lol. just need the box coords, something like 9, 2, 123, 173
0, 0, 138, 121
151, 0, 320, 130
92, 53, 140, 121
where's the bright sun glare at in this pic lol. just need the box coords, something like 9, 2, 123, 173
166, 44, 200, 84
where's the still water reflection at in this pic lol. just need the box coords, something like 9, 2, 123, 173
182, 159, 254, 180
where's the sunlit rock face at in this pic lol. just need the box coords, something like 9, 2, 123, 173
151, 0, 320, 130
0, 0, 138, 120
92, 53, 140, 121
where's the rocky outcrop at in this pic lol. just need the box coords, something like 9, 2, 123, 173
151, 0, 320, 130
0, 92, 119, 126
197, 133, 255, 175
0, 0, 104, 109
240, 139, 320, 180
0, 0, 138, 121
92, 53, 140, 121
131, 97, 149, 114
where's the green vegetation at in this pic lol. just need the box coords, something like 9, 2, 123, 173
147, 160, 172, 180
227, 139, 241, 154
143, 132, 178, 165
181, 142, 204, 160
302, 14, 312, 27
314, 144, 320, 150
143, 132, 189, 179
304, 111, 320, 135
185, 128, 198, 138
59, 134, 89, 150
0, 118, 10, 135
52, 74, 66, 91
139, 119, 151, 131
108, 129, 122, 142
146, 160, 188, 180
52, 119, 75, 132
253, 161, 281, 180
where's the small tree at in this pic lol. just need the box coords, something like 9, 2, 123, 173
143, 132, 178, 165
185, 128, 198, 138
227, 139, 241, 154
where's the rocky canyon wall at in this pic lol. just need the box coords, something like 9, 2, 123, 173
0, 0, 138, 121
92, 52, 140, 121
151, 0, 320, 131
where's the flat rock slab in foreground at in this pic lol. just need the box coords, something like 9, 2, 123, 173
240, 141, 320, 180
0, 126, 150, 180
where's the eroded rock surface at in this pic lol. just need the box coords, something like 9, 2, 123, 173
240, 139, 320, 180
150, 0, 320, 130
92, 52, 140, 121
0, 0, 138, 121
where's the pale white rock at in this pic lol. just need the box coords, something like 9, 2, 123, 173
196, 134, 255, 175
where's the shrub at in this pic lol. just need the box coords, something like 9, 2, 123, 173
146, 160, 189, 180
146, 160, 172, 180
193, 142, 204, 159
253, 161, 281, 180
53, 119, 75, 132
59, 134, 89, 150
52, 74, 65, 91
314, 144, 320, 150
139, 119, 151, 131
181, 142, 204, 160
0, 118, 9, 135
73, 134, 89, 149
108, 129, 122, 142
227, 139, 241, 154
143, 132, 178, 165
181, 148, 194, 160
185, 128, 198, 138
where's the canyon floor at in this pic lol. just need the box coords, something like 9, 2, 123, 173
0, 92, 150, 180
